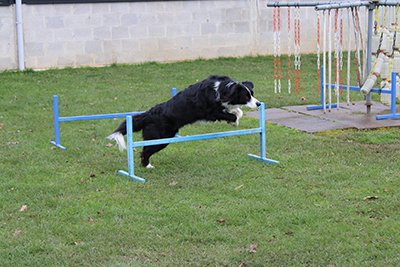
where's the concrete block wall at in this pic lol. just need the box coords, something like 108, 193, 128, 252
0, 0, 361, 71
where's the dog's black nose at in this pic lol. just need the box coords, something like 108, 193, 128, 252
256, 101, 261, 107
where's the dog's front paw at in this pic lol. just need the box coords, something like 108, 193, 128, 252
227, 108, 242, 127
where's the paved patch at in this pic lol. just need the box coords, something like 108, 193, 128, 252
247, 101, 400, 133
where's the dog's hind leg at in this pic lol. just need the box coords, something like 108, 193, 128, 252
140, 144, 169, 168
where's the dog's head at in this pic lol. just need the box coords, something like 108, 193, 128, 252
220, 80, 261, 109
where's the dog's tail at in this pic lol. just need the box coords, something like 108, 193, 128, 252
106, 114, 145, 152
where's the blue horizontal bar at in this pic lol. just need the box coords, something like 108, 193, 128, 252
376, 114, 400, 120
59, 111, 144, 122
132, 128, 262, 148
326, 84, 391, 94
307, 104, 338, 110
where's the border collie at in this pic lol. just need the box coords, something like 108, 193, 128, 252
107, 75, 261, 168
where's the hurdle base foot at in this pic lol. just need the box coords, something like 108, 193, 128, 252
118, 170, 146, 183
247, 154, 280, 164
50, 141, 66, 150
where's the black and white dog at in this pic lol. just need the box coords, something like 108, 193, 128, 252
107, 75, 261, 168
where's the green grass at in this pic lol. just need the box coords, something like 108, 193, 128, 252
1, 55, 400, 266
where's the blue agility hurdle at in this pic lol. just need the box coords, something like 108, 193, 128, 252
50, 89, 177, 150
118, 102, 280, 183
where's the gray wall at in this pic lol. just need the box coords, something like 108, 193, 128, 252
0, 0, 352, 70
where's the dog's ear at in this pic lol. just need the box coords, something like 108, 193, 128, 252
242, 81, 254, 89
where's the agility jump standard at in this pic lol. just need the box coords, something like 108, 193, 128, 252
119, 103, 280, 183
50, 88, 178, 150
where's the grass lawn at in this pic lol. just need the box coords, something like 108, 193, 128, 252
1, 55, 400, 266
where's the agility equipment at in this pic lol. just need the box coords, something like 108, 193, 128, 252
118, 103, 279, 182
50, 89, 177, 150
268, 1, 400, 118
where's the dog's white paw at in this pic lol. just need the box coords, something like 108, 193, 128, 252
146, 163, 155, 169
228, 108, 242, 127
229, 108, 243, 119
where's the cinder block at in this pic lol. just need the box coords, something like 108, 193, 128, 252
138, 13, 156, 24
0, 57, 14, 70
175, 36, 192, 49
103, 14, 121, 27
112, 26, 130, 39
146, 2, 165, 13
25, 42, 45, 56
121, 14, 139, 26
65, 41, 85, 54
140, 38, 158, 50
85, 40, 103, 53
74, 28, 93, 41
157, 12, 175, 24
235, 45, 250, 57
112, 51, 131, 63
57, 55, 75, 66
93, 27, 111, 40
184, 47, 201, 60
218, 22, 234, 34
92, 3, 110, 14
192, 11, 208, 23
35, 29, 54, 42
226, 8, 242, 22
209, 9, 225, 22
130, 25, 148, 39
165, 1, 183, 12
183, 24, 200, 35
166, 49, 184, 61
131, 50, 149, 63
148, 25, 166, 38
35, 55, 56, 68
209, 35, 226, 47
76, 53, 95, 66
64, 15, 85, 28
34, 5, 53, 16
104, 40, 122, 52
201, 48, 218, 59
176, 11, 192, 24
166, 24, 183, 37
158, 37, 176, 50
111, 3, 130, 14
234, 21, 250, 33
73, 4, 91, 15
54, 28, 73, 42
45, 16, 64, 29
46, 42, 64, 55
122, 39, 140, 51
84, 15, 102, 28
148, 49, 166, 62
182, 1, 200, 11
21, 16, 45, 30
94, 52, 112, 64
192, 36, 209, 48
218, 46, 234, 57
201, 23, 217, 35
54, 4, 72, 15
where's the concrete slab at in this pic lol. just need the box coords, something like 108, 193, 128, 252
247, 101, 400, 133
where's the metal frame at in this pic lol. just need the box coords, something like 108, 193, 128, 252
118, 103, 280, 183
